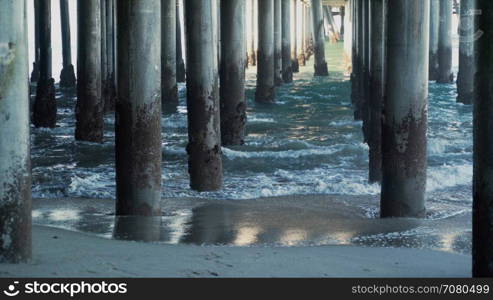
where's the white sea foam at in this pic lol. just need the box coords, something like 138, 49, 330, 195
426, 163, 472, 192
222, 147, 338, 159
68, 174, 114, 199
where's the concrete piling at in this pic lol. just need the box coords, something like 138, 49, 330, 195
184, 0, 223, 191
381, 0, 429, 218
104, 0, 116, 112
473, 0, 493, 277
255, 0, 276, 103
0, 0, 32, 263
115, 0, 162, 215
274, 0, 283, 86
32, 0, 57, 128
176, 0, 186, 83
282, 0, 293, 83
311, 0, 329, 76
437, 0, 454, 83
246, 0, 256, 66
162, 0, 179, 105
290, 0, 299, 73
429, 0, 440, 81
368, 0, 386, 184
457, 0, 476, 104
76, 0, 103, 143
59, 0, 76, 88
31, 0, 41, 83
220, 0, 247, 146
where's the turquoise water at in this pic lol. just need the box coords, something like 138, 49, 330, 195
31, 42, 472, 221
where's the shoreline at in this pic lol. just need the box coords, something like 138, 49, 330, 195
31, 195, 471, 254
1, 225, 471, 278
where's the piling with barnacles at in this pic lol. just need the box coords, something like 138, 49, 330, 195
381, 0, 429, 218
115, 0, 163, 215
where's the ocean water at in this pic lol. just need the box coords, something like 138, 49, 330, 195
30, 40, 472, 252
31, 40, 471, 210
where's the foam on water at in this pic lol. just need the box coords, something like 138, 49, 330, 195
31, 42, 473, 221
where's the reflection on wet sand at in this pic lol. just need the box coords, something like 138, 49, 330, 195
31, 195, 471, 254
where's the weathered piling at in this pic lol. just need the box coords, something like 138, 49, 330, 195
457, 0, 476, 104
324, 6, 340, 43
323, 6, 331, 40
351, 0, 361, 120
274, 0, 283, 86
311, 0, 329, 76
354, 0, 368, 122
116, 0, 162, 215
473, 0, 493, 277
253, 0, 259, 66
31, 0, 41, 83
368, 0, 386, 184
100, 0, 108, 105
340, 6, 345, 40
429, 0, 440, 81
437, 0, 454, 83
298, 4, 306, 66
360, 0, 370, 138
305, 5, 314, 60
0, 0, 32, 263
212, 0, 220, 70
76, 0, 103, 143
162, 0, 178, 104
381, 0, 429, 218
104, 0, 116, 112
282, 0, 293, 83
59, 0, 76, 88
290, 0, 299, 72
246, 0, 256, 66
255, 0, 276, 103
185, 0, 223, 191
220, 0, 247, 145
176, 0, 186, 83
343, 0, 352, 73
32, 0, 57, 128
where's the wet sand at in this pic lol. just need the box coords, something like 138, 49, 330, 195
1, 195, 471, 277
31, 194, 471, 253
1, 225, 470, 278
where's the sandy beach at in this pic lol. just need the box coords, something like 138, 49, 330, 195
1, 194, 472, 278
0, 225, 470, 278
